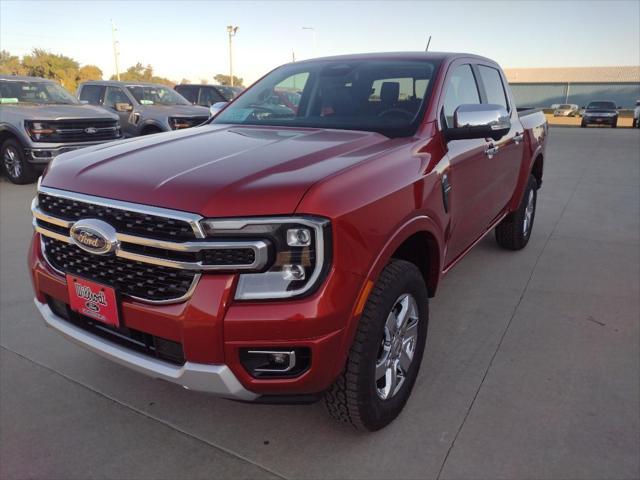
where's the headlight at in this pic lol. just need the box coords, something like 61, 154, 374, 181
199, 216, 331, 300
169, 117, 191, 130
25, 121, 55, 141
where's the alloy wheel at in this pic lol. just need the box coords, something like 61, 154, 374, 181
3, 146, 22, 180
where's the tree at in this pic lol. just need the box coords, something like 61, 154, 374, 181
21, 49, 79, 90
0, 50, 26, 75
77, 65, 103, 82
214, 73, 243, 86
111, 63, 175, 86
179, 78, 191, 84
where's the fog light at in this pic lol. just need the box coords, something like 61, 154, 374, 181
286, 228, 311, 246
283, 264, 305, 281
240, 347, 311, 378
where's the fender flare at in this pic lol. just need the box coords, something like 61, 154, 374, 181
0, 124, 28, 147
138, 119, 166, 135
334, 215, 444, 375
509, 144, 545, 211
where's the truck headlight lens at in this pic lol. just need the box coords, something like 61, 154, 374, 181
25, 121, 55, 140
169, 117, 191, 130
199, 217, 331, 300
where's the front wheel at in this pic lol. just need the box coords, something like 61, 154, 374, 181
495, 175, 538, 250
324, 259, 428, 431
1, 139, 38, 184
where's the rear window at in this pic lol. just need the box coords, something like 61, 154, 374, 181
587, 101, 616, 109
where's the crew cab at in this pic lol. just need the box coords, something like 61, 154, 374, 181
30, 52, 547, 431
0, 75, 121, 184
581, 100, 619, 128
77, 81, 210, 137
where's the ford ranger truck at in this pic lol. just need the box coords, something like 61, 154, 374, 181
0, 75, 121, 184
77, 81, 210, 137
30, 52, 547, 431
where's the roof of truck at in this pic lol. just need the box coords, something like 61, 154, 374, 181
80, 80, 172, 87
0, 74, 56, 82
290, 51, 494, 65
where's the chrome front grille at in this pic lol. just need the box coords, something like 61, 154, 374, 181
33, 186, 271, 304
43, 237, 197, 302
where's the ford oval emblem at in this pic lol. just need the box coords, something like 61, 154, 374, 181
85, 127, 97, 134
70, 219, 118, 255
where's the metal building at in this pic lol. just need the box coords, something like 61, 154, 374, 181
504, 66, 640, 108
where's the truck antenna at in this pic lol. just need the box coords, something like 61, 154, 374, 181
425, 35, 432, 52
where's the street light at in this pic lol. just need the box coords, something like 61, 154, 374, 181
302, 26, 316, 58
227, 25, 239, 87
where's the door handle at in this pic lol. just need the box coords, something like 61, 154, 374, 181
485, 144, 499, 157
514, 131, 525, 144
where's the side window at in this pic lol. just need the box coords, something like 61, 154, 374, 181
200, 87, 226, 106
176, 86, 199, 104
442, 65, 480, 127
79, 85, 105, 105
477, 65, 508, 110
104, 87, 131, 109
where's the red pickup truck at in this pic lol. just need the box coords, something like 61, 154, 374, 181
29, 52, 547, 431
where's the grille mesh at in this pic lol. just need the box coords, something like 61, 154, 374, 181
43, 237, 196, 302
38, 193, 196, 241
39, 119, 120, 143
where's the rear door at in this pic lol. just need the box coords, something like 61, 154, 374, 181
440, 63, 506, 266
475, 64, 524, 214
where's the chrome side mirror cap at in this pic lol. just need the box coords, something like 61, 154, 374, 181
209, 102, 228, 118
446, 104, 511, 142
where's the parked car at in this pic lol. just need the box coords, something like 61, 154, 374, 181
553, 104, 579, 117
78, 81, 210, 137
633, 100, 639, 128
30, 52, 547, 431
0, 75, 121, 184
175, 84, 245, 107
581, 101, 619, 128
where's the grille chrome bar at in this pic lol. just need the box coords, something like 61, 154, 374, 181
33, 216, 269, 272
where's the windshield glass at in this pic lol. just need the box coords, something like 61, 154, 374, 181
558, 104, 572, 109
126, 85, 190, 106
587, 101, 616, 110
0, 80, 79, 105
212, 59, 440, 137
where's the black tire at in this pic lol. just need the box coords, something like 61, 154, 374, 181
580, 120, 587, 128
324, 259, 428, 431
495, 175, 538, 251
612, 120, 617, 128
141, 126, 163, 136
1, 138, 38, 184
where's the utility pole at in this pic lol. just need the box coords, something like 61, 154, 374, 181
111, 20, 121, 81
227, 25, 238, 87
302, 27, 316, 57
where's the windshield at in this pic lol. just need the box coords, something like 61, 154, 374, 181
0, 80, 79, 105
212, 59, 439, 137
558, 104, 572, 109
587, 101, 616, 110
126, 85, 190, 106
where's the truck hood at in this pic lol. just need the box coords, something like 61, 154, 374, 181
41, 124, 390, 217
0, 104, 118, 121
138, 104, 210, 117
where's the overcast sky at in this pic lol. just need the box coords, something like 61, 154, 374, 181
1, 0, 639, 85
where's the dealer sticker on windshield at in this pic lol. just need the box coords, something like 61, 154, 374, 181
66, 275, 120, 327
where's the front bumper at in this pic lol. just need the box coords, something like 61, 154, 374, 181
582, 115, 617, 125
35, 300, 258, 400
30, 233, 364, 399
26, 141, 121, 164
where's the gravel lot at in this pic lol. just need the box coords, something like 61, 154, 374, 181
1, 128, 639, 480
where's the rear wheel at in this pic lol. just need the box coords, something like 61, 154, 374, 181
612, 120, 617, 128
1, 139, 38, 184
580, 120, 587, 128
324, 260, 428, 431
495, 175, 537, 250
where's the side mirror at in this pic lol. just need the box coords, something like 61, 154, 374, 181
209, 101, 228, 117
445, 104, 511, 142
115, 102, 133, 112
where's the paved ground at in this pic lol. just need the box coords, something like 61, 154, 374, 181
1, 128, 639, 480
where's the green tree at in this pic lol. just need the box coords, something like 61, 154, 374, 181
112, 63, 175, 86
77, 65, 103, 82
22, 49, 79, 90
0, 50, 26, 75
214, 73, 243, 86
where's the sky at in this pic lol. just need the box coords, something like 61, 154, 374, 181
1, 0, 639, 86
